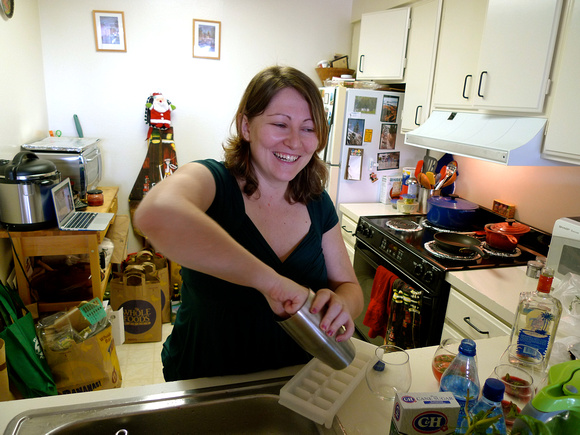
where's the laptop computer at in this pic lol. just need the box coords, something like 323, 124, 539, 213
51, 178, 114, 231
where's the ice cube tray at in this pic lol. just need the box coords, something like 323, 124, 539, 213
279, 340, 374, 428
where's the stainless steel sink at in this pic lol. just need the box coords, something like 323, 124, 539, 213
5, 377, 346, 434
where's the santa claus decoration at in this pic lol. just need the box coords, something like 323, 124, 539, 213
144, 92, 176, 141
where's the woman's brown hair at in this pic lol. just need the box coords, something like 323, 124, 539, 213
223, 65, 328, 204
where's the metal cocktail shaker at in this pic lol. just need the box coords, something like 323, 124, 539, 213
278, 289, 356, 370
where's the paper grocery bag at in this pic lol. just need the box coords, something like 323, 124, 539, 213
110, 271, 162, 343
0, 339, 16, 401
43, 324, 122, 394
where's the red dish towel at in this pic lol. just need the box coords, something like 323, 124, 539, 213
363, 265, 399, 339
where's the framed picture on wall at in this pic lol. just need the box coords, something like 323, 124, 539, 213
93, 11, 127, 52
193, 19, 221, 60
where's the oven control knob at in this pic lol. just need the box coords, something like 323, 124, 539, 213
414, 263, 424, 276
424, 270, 434, 283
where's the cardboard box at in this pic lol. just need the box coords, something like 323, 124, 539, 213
390, 392, 460, 435
492, 199, 516, 219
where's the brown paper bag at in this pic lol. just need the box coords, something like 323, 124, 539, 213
0, 338, 16, 401
43, 324, 122, 394
110, 271, 162, 343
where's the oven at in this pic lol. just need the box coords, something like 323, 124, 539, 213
351, 212, 543, 349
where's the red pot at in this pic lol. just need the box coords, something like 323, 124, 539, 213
484, 219, 530, 251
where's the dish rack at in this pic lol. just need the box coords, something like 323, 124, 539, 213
279, 340, 373, 428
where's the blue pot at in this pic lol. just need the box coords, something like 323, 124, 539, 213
426, 196, 478, 230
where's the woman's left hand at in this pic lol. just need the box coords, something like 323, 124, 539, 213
309, 289, 355, 342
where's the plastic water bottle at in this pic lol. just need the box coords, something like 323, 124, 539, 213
462, 378, 507, 434
439, 338, 480, 433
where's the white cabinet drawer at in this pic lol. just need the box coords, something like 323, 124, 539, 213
340, 214, 357, 249
445, 288, 511, 340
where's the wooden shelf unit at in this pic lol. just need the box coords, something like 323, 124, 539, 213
0, 186, 120, 313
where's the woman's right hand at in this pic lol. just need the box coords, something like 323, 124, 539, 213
261, 278, 310, 318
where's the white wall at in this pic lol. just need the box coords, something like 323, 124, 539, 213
35, 0, 354, 252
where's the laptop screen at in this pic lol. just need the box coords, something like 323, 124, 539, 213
52, 179, 75, 223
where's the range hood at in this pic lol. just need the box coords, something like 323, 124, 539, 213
405, 110, 564, 166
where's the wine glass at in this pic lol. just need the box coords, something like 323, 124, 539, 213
499, 344, 547, 393
365, 345, 412, 400
492, 364, 535, 428
432, 338, 460, 383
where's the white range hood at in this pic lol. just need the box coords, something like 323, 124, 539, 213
404, 110, 565, 166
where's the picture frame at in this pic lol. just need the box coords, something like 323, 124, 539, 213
346, 118, 365, 145
193, 19, 221, 60
381, 95, 400, 123
93, 10, 127, 52
377, 151, 400, 170
380, 124, 398, 150
346, 148, 364, 180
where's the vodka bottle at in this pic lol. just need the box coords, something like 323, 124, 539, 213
509, 267, 562, 364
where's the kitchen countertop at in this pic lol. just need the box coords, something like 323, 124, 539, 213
0, 336, 508, 434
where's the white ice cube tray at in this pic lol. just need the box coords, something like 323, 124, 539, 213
279, 340, 374, 428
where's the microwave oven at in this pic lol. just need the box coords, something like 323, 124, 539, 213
546, 216, 580, 281
21, 138, 102, 199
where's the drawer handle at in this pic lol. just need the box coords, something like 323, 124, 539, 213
463, 317, 489, 336
341, 225, 353, 234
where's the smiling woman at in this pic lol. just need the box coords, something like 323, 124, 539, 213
133, 65, 363, 381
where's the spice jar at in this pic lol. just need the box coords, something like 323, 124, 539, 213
87, 189, 104, 207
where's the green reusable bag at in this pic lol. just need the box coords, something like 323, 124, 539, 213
0, 283, 57, 398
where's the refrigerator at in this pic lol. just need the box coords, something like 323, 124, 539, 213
320, 86, 423, 208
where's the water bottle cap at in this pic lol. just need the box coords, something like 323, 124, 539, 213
482, 378, 505, 403
458, 338, 477, 357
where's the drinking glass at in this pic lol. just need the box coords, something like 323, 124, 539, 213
366, 345, 412, 400
432, 338, 460, 383
492, 364, 535, 427
499, 344, 547, 393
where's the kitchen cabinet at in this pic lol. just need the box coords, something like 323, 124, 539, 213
542, 1, 580, 165
400, 0, 441, 131
340, 213, 357, 265
356, 8, 411, 81
432, 0, 562, 113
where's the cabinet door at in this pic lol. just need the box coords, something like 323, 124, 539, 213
432, 0, 487, 109
357, 8, 411, 80
543, 1, 580, 164
401, 0, 441, 131
474, 0, 562, 112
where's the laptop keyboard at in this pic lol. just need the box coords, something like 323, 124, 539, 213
63, 212, 98, 229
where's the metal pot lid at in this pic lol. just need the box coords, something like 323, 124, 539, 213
0, 151, 58, 181
486, 219, 530, 235
427, 195, 478, 211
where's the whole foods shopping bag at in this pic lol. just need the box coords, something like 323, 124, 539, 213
0, 338, 16, 401
0, 283, 57, 398
110, 270, 162, 343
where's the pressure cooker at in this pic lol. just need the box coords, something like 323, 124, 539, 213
0, 151, 61, 230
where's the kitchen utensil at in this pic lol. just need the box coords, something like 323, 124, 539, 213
0, 151, 60, 230
365, 345, 411, 400
418, 173, 431, 189
426, 195, 479, 230
426, 172, 436, 187
418, 188, 432, 214
435, 163, 457, 190
277, 289, 356, 370
423, 155, 438, 173
484, 219, 531, 251
441, 170, 457, 188
434, 232, 488, 258
414, 160, 423, 177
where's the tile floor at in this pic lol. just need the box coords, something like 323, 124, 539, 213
116, 323, 173, 388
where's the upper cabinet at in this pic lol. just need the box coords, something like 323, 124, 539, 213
357, 8, 411, 81
432, 0, 563, 113
400, 0, 441, 131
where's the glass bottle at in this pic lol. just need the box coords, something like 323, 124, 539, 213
439, 338, 480, 432
462, 378, 507, 434
509, 266, 562, 364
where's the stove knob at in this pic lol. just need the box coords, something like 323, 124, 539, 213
424, 270, 434, 284
414, 263, 424, 276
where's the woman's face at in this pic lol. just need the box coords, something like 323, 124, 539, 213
241, 87, 319, 187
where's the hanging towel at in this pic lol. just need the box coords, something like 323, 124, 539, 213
363, 265, 398, 338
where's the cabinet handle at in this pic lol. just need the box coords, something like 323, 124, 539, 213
462, 75, 472, 99
463, 316, 489, 336
414, 106, 422, 126
341, 225, 353, 234
477, 71, 487, 98
359, 55, 364, 73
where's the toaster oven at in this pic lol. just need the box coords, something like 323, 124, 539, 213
546, 216, 580, 281
21, 137, 102, 199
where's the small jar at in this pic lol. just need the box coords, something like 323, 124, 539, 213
87, 189, 104, 207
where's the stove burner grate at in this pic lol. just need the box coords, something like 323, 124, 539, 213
482, 242, 521, 258
386, 218, 423, 232
424, 240, 481, 261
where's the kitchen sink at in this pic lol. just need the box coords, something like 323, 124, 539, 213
4, 377, 346, 435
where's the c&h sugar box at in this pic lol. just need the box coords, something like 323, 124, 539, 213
390, 392, 459, 435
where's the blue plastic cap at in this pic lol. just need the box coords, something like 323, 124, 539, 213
482, 378, 505, 403
458, 338, 476, 357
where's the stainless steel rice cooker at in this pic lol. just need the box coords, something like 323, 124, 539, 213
0, 151, 61, 230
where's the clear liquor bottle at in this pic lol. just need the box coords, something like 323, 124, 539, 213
509, 267, 562, 364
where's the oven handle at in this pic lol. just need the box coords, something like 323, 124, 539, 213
463, 317, 490, 336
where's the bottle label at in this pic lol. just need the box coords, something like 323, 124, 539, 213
516, 308, 553, 356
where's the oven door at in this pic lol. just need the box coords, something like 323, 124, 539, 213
353, 239, 447, 348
